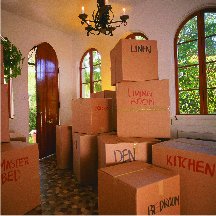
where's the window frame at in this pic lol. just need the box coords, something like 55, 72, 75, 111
125, 32, 148, 40
174, 8, 216, 115
79, 48, 102, 98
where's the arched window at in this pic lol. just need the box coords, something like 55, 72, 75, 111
175, 8, 216, 115
125, 32, 148, 40
80, 48, 102, 98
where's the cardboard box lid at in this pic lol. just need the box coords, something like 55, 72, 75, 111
72, 98, 112, 105
98, 134, 159, 145
153, 138, 216, 156
1, 141, 38, 153
177, 138, 216, 147
99, 161, 178, 189
10, 132, 26, 139
56, 125, 72, 129
98, 134, 123, 144
91, 90, 116, 98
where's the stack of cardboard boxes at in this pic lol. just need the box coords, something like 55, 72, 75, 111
111, 39, 170, 138
69, 39, 215, 214
71, 98, 113, 184
1, 46, 41, 215
97, 39, 180, 215
97, 39, 216, 215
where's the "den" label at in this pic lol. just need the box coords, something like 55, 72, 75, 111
114, 148, 135, 163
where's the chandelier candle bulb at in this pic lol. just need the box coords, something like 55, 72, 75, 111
123, 8, 126, 15
105, 0, 109, 5
81, 6, 84, 14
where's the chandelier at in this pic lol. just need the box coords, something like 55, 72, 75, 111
78, 0, 129, 36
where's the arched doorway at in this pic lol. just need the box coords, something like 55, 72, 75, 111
28, 42, 59, 159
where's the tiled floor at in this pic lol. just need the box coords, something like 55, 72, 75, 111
26, 155, 98, 215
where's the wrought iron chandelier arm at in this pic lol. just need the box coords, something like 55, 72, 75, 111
78, 0, 129, 36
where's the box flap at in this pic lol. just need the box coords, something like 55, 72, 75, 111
99, 161, 177, 189
154, 138, 216, 156
1, 141, 38, 153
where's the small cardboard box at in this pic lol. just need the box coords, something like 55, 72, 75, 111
73, 133, 98, 185
91, 90, 117, 131
56, 125, 73, 169
152, 138, 216, 214
1, 141, 41, 215
110, 39, 158, 85
97, 134, 160, 168
98, 161, 180, 215
10, 132, 26, 142
71, 98, 112, 134
1, 84, 10, 142
117, 80, 170, 138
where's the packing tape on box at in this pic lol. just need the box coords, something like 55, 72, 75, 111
114, 164, 153, 178
118, 106, 170, 112
114, 168, 145, 178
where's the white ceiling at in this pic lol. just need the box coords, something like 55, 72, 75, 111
1, 0, 142, 35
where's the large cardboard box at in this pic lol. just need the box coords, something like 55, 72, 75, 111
152, 138, 216, 214
71, 98, 112, 134
10, 132, 26, 142
73, 133, 98, 185
117, 80, 170, 138
56, 125, 73, 169
1, 141, 41, 215
97, 134, 160, 168
98, 161, 180, 215
1, 84, 10, 142
110, 39, 158, 86
91, 90, 117, 131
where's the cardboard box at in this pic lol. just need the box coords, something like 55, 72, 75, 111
117, 80, 170, 138
1, 141, 41, 215
152, 138, 216, 214
98, 161, 180, 215
1, 84, 10, 142
10, 132, 26, 142
73, 133, 98, 185
97, 134, 160, 168
91, 90, 117, 131
71, 98, 112, 134
56, 125, 73, 169
110, 39, 158, 85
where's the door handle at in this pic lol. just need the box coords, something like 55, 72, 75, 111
47, 119, 53, 124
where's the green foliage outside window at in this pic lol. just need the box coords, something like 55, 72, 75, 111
135, 36, 146, 40
28, 67, 37, 132
81, 50, 102, 98
177, 12, 216, 114
28, 49, 37, 134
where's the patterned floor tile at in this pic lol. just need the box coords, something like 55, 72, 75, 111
25, 155, 98, 215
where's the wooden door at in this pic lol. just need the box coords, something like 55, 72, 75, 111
36, 42, 59, 159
